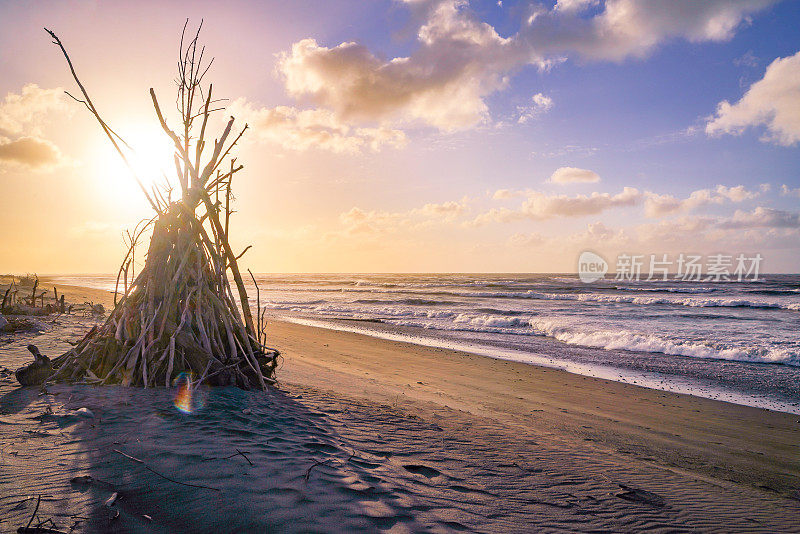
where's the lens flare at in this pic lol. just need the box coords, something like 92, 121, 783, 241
173, 373, 194, 414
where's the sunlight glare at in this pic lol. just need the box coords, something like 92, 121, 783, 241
92, 123, 176, 199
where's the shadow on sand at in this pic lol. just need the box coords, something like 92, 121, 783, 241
1, 380, 455, 533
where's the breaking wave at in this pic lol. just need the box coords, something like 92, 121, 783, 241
387, 314, 798, 366
526, 319, 798, 367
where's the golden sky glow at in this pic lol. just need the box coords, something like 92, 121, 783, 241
1, 1, 799, 274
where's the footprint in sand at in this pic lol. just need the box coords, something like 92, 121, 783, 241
303, 441, 339, 453
402, 464, 441, 478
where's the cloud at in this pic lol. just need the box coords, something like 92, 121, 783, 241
276, 0, 775, 132
0, 136, 64, 170
566, 211, 800, 254
517, 93, 553, 123
555, 0, 601, 13
507, 210, 800, 257
276, 12, 520, 132
520, 0, 777, 62
508, 232, 547, 247
733, 50, 760, 68
474, 186, 641, 224
508, 220, 633, 250
781, 184, 800, 198
706, 50, 800, 146
532, 144, 598, 159
319, 187, 799, 268
548, 166, 600, 184
628, 126, 699, 150
338, 207, 403, 235
719, 207, 800, 229
0, 84, 68, 136
228, 99, 406, 153
492, 188, 525, 200
644, 185, 758, 217
0, 85, 71, 171
417, 199, 468, 221
338, 197, 470, 236
633, 208, 800, 251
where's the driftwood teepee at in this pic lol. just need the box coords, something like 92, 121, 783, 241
46, 23, 278, 389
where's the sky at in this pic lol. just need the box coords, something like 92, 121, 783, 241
0, 0, 799, 274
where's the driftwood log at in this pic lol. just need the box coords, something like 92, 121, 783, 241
29, 277, 39, 308
15, 345, 53, 386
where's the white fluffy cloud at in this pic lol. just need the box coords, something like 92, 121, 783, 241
229, 99, 406, 153
276, 8, 520, 132
276, 0, 776, 132
0, 84, 67, 136
520, 0, 776, 62
548, 166, 600, 184
644, 185, 758, 217
554, 0, 601, 13
706, 50, 800, 146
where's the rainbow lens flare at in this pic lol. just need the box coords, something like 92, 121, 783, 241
172, 372, 196, 414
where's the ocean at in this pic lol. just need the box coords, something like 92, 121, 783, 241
50, 273, 800, 414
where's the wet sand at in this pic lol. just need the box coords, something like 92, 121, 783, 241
1, 280, 799, 532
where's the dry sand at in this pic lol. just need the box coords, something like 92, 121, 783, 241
1, 280, 799, 532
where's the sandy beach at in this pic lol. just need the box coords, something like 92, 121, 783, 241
4, 2, 800, 530
1, 281, 799, 532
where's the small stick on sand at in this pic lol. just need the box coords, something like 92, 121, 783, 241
200, 449, 254, 465
236, 449, 253, 466
25, 495, 42, 529
112, 449, 219, 491
23, 495, 40, 531
305, 459, 329, 481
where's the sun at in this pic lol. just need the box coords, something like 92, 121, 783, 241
92, 122, 177, 196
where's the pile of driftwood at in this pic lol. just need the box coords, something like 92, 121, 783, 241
44, 23, 277, 389
1, 275, 68, 316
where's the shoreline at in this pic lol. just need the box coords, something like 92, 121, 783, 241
37, 275, 800, 415
277, 315, 800, 415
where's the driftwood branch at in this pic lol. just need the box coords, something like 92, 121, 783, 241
45, 29, 159, 212
29, 276, 39, 307
25, 495, 41, 531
